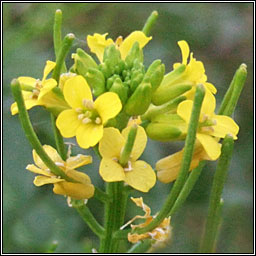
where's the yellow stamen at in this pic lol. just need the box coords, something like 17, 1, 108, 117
82, 117, 92, 124
82, 99, 94, 110
95, 117, 102, 124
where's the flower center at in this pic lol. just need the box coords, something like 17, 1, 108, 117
198, 114, 216, 133
124, 161, 133, 172
76, 99, 102, 125
30, 79, 43, 99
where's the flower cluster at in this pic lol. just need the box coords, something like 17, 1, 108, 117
10, 11, 243, 252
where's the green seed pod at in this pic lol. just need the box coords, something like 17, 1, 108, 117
144, 60, 165, 92
85, 68, 105, 97
146, 122, 184, 142
125, 81, 152, 116
109, 77, 128, 105
72, 48, 98, 75
125, 41, 143, 69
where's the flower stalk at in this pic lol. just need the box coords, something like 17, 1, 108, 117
142, 10, 159, 36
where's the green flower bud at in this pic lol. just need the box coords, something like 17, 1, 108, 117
103, 44, 121, 68
125, 80, 152, 116
142, 95, 186, 121
72, 48, 97, 76
144, 59, 165, 92
130, 70, 144, 92
146, 122, 183, 142
125, 41, 143, 69
152, 64, 191, 105
109, 77, 128, 105
85, 68, 106, 97
99, 62, 113, 78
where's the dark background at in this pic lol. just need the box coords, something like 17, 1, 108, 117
3, 3, 253, 253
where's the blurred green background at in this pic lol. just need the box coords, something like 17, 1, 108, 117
3, 3, 253, 253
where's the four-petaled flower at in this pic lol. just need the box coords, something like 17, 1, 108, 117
11, 60, 57, 115
177, 88, 239, 160
56, 75, 122, 149
99, 126, 156, 192
87, 31, 152, 62
26, 145, 95, 200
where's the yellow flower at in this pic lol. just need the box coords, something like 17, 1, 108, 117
99, 126, 156, 192
87, 31, 152, 62
26, 145, 95, 200
152, 40, 216, 105
156, 143, 211, 183
177, 89, 239, 160
173, 40, 217, 94
56, 75, 122, 149
11, 60, 57, 115
121, 197, 171, 244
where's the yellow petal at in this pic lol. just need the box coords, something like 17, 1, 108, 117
178, 40, 190, 65
124, 160, 156, 192
26, 164, 52, 177
76, 123, 103, 149
66, 155, 92, 170
56, 109, 81, 138
65, 169, 92, 184
94, 92, 122, 124
196, 133, 221, 160
122, 125, 147, 161
187, 56, 205, 82
33, 145, 63, 170
63, 75, 92, 109
34, 175, 64, 186
10, 93, 39, 115
205, 82, 217, 94
119, 31, 152, 59
99, 127, 125, 158
210, 115, 239, 139
38, 78, 57, 100
200, 89, 216, 118
177, 100, 193, 124
18, 76, 37, 87
42, 60, 56, 81
87, 33, 114, 62
99, 158, 125, 182
53, 181, 95, 199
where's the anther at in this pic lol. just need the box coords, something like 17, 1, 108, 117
82, 117, 92, 124
124, 161, 133, 172
115, 36, 123, 47
82, 99, 94, 110
78, 114, 85, 120
95, 117, 102, 124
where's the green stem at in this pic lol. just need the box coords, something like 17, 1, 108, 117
53, 9, 67, 73
11, 79, 74, 181
119, 124, 138, 166
142, 11, 158, 36
94, 187, 111, 203
50, 114, 66, 160
169, 161, 205, 216
134, 84, 205, 235
75, 205, 105, 238
127, 240, 152, 253
52, 33, 75, 83
99, 182, 116, 253
200, 135, 234, 253
218, 63, 247, 116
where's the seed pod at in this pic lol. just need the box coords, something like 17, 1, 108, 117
125, 80, 152, 116
85, 68, 106, 97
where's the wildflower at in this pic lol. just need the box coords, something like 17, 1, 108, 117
152, 40, 216, 105
121, 197, 171, 244
26, 145, 95, 200
11, 60, 57, 115
99, 126, 156, 192
56, 75, 122, 148
177, 88, 239, 160
156, 143, 211, 183
87, 31, 152, 62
